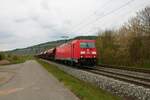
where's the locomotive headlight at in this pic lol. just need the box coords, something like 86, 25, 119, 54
92, 51, 96, 54
80, 51, 85, 54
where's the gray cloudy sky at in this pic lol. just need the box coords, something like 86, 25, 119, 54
0, 0, 149, 51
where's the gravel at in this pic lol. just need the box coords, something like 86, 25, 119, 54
48, 61, 150, 100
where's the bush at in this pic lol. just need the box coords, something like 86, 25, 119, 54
0, 53, 5, 60
12, 55, 19, 61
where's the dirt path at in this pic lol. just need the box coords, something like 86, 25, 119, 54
0, 60, 79, 100
0, 60, 10, 65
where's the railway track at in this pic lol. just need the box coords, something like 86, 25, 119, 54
85, 66, 150, 88
98, 64, 150, 73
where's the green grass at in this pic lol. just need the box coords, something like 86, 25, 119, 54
143, 64, 150, 69
37, 59, 121, 100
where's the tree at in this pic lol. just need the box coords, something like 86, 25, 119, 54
96, 30, 117, 64
137, 7, 150, 35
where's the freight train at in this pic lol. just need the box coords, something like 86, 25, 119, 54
37, 39, 97, 66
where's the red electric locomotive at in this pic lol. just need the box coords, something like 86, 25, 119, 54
55, 39, 97, 66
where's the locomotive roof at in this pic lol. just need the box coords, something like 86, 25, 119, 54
57, 39, 95, 48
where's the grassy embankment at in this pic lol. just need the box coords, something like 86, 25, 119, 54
37, 59, 121, 100
0, 53, 33, 65
8, 55, 33, 64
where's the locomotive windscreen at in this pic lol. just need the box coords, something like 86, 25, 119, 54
80, 42, 95, 48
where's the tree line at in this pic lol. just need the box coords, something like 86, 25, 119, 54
96, 7, 150, 68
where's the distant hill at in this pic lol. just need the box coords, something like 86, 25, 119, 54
6, 36, 97, 55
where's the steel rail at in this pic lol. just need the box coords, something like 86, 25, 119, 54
85, 67, 150, 88
98, 64, 150, 73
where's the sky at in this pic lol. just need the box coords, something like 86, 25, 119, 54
0, 0, 149, 51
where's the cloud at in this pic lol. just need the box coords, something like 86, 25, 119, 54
0, 0, 149, 50
0, 32, 12, 39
